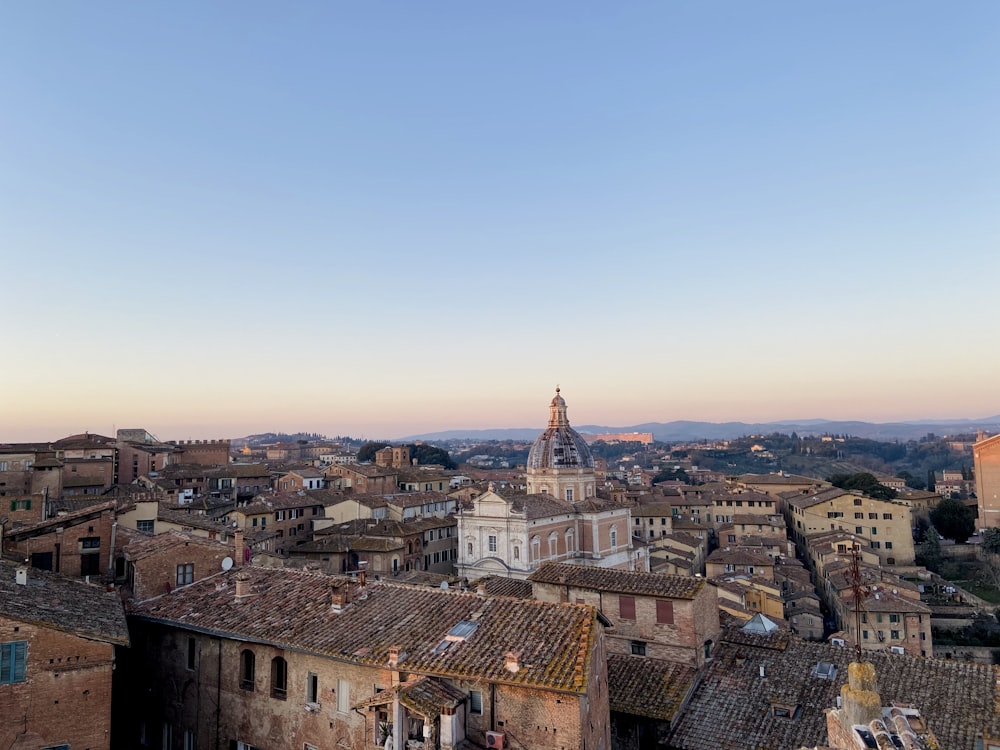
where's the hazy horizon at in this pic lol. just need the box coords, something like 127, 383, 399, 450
3, 3, 998, 442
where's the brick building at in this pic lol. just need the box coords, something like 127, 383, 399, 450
0, 560, 129, 750
529, 562, 720, 668
124, 530, 242, 600
4, 501, 117, 578
120, 566, 611, 750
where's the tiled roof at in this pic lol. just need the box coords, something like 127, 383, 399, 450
786, 488, 855, 511
670, 631, 1000, 750
0, 560, 129, 646
608, 654, 698, 722
125, 530, 231, 562
475, 576, 534, 599
129, 567, 597, 693
6, 501, 115, 540
736, 473, 827, 486
529, 562, 705, 600
157, 508, 232, 533
669, 628, 1000, 750
707, 548, 774, 566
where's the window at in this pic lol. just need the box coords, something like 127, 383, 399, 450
630, 641, 647, 656
885, 541, 893, 550
565, 488, 573, 502
854, 499, 862, 506
610, 526, 618, 548
889, 614, 900, 623
513, 546, 519, 560
854, 512, 864, 519
336, 678, 350, 713
271, 656, 288, 699
176, 564, 194, 586
619, 596, 636, 620
469, 690, 483, 715
186, 637, 197, 670
871, 527, 877, 536
0, 641, 27, 684
656, 600, 674, 625
855, 527, 863, 534
891, 630, 901, 640
307, 672, 319, 704
137, 520, 154, 533
467, 542, 473, 556
862, 630, 869, 640
548, 532, 558, 558
240, 650, 255, 691
488, 535, 497, 553
183, 731, 195, 750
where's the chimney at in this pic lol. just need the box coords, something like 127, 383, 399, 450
234, 573, 252, 601
388, 646, 400, 668
233, 529, 244, 567
505, 650, 521, 674
330, 581, 353, 612
477, 582, 487, 596
16, 567, 27, 586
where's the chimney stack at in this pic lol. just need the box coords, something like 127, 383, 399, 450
15, 567, 27, 586
388, 646, 400, 668
233, 529, 244, 567
234, 573, 252, 601
505, 650, 521, 674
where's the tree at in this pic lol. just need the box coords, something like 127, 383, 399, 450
653, 467, 690, 484
930, 497, 976, 543
982, 528, 1000, 555
408, 444, 457, 470
915, 527, 942, 572
927, 470, 936, 492
826, 472, 897, 501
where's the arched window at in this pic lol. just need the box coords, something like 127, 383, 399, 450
565, 529, 575, 554
610, 526, 618, 549
513, 546, 520, 560
271, 656, 287, 699
531, 536, 540, 562
467, 542, 474, 556
392, 557, 399, 574
548, 532, 558, 559
407, 541, 413, 554
240, 649, 255, 691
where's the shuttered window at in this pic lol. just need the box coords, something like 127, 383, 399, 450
1, 642, 27, 684
619, 596, 636, 620
656, 600, 674, 625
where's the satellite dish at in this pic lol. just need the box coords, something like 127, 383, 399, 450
221, 557, 234, 571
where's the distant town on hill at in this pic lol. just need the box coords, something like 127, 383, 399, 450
400, 415, 1000, 443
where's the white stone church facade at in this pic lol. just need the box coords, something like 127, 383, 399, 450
457, 389, 646, 581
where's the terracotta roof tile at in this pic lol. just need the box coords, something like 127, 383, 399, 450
129, 566, 597, 693
529, 562, 705, 600
608, 654, 698, 722
0, 560, 129, 646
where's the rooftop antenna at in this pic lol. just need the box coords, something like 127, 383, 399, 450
847, 540, 871, 662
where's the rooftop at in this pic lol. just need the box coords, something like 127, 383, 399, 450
607, 653, 698, 723
668, 628, 1000, 750
529, 562, 705, 600
129, 566, 598, 693
0, 560, 129, 646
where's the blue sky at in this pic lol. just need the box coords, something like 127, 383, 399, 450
2, 3, 998, 441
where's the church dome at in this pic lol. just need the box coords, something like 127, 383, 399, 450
526, 388, 595, 471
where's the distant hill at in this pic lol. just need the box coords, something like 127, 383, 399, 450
402, 416, 1000, 443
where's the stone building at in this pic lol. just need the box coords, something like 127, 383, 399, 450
119, 566, 611, 750
975, 432, 1000, 531
457, 390, 644, 580
0, 560, 129, 750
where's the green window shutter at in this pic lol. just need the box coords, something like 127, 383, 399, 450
24, 498, 31, 510
12, 642, 26, 682
9, 500, 15, 512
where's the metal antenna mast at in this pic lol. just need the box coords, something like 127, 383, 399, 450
847, 542, 871, 662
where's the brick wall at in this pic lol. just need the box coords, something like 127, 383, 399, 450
0, 615, 116, 750
129, 539, 236, 600
8, 508, 115, 578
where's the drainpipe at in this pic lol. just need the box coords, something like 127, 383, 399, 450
215, 638, 222, 750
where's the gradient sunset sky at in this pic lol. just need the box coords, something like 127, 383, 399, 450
2, 3, 998, 442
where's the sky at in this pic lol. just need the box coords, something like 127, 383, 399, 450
1, 3, 998, 442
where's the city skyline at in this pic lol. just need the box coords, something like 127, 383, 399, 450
2, 3, 998, 442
